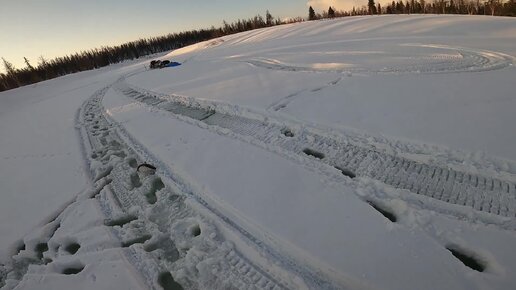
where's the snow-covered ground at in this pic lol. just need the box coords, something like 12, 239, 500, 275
1, 15, 516, 290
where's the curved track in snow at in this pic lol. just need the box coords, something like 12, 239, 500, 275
116, 82, 516, 225
246, 44, 514, 75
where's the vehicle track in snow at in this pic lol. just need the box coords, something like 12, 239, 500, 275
245, 44, 514, 75
116, 82, 516, 221
80, 86, 341, 290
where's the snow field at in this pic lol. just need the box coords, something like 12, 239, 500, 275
1, 14, 516, 290
103, 83, 516, 289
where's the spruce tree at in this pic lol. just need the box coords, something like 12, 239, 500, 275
1, 58, 19, 86
328, 6, 336, 17
309, 6, 316, 20
2, 58, 17, 76
24, 57, 35, 70
266, 10, 273, 26
369, 0, 377, 14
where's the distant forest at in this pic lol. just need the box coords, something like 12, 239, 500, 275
310, 0, 516, 19
1, 0, 515, 92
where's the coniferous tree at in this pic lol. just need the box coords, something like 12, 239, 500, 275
309, 6, 316, 20
266, 10, 273, 26
23, 57, 41, 82
369, 0, 378, 14
328, 6, 336, 17
2, 58, 19, 86
24, 57, 34, 70
2, 58, 17, 76
0, 74, 7, 91
398, 1, 406, 13
505, 0, 516, 15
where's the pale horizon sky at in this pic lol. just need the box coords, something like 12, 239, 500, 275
0, 0, 369, 72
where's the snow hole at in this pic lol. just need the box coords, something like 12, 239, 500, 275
281, 128, 294, 137
335, 166, 356, 179
104, 215, 138, 227
303, 148, 325, 159
43, 258, 52, 265
367, 201, 397, 222
35, 243, 48, 259
16, 241, 25, 254
64, 243, 80, 255
146, 178, 164, 204
158, 272, 184, 290
190, 224, 201, 237
61, 265, 85, 275
446, 245, 486, 272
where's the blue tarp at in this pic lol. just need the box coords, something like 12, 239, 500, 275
164, 62, 181, 67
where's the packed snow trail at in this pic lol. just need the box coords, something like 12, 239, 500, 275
116, 82, 516, 221
78, 87, 316, 290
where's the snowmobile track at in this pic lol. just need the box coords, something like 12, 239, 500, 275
79, 87, 305, 290
81, 86, 345, 290
117, 83, 516, 219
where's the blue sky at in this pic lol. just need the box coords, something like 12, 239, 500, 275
0, 0, 306, 70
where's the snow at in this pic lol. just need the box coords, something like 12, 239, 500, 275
1, 15, 516, 290
0, 70, 105, 262
103, 89, 516, 289
127, 15, 516, 162
12, 198, 146, 290
0, 61, 146, 260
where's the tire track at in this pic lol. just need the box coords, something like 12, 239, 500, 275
117, 83, 516, 220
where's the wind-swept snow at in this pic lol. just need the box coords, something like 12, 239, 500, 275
1, 15, 516, 290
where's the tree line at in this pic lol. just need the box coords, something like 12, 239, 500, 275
309, 0, 516, 19
0, 11, 302, 92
